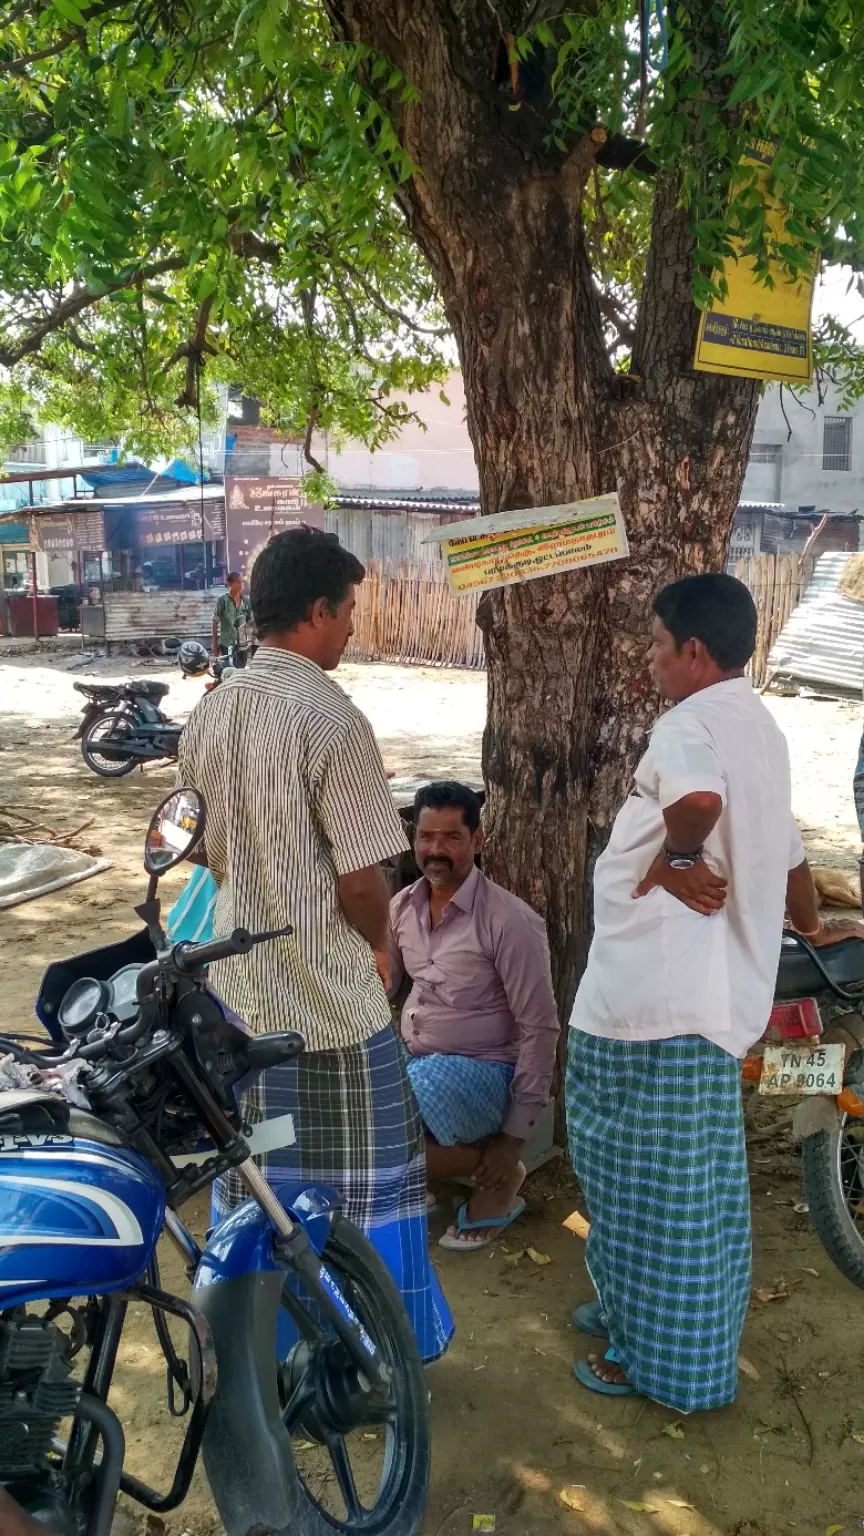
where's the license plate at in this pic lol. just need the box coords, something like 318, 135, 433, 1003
759, 1042, 846, 1096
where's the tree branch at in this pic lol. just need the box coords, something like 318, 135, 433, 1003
0, 257, 185, 368
0, 34, 76, 75
302, 406, 324, 473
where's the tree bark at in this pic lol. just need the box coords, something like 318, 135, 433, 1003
327, 1, 760, 1008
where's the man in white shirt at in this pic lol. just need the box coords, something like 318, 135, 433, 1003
566, 572, 862, 1412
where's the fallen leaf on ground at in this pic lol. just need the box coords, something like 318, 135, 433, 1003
738, 1354, 760, 1380
526, 1246, 552, 1265
472, 1518, 496, 1533
503, 1250, 525, 1263
616, 1500, 659, 1513
752, 1286, 790, 1303
559, 1487, 585, 1511
851, 1433, 864, 1445
668, 1499, 694, 1509
562, 1209, 591, 1239
825, 1525, 844, 1536
799, 1266, 819, 1276
662, 1422, 685, 1439
294, 1440, 316, 1450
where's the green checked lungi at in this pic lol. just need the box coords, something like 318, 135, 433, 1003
565, 1029, 751, 1413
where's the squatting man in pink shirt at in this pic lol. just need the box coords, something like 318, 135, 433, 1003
388, 781, 560, 1251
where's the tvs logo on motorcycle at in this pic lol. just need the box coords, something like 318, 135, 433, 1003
0, 1134, 74, 1152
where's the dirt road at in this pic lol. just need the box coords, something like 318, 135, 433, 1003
2, 644, 864, 1536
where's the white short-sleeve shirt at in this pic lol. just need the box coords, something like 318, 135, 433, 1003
570, 677, 804, 1058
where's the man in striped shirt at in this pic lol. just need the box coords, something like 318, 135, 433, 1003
178, 527, 453, 1362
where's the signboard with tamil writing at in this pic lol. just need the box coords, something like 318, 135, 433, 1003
224, 476, 324, 581
29, 508, 105, 554
425, 493, 629, 594
134, 500, 225, 547
693, 141, 816, 385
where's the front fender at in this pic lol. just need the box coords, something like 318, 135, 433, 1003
192, 1182, 340, 1289
190, 1185, 341, 1536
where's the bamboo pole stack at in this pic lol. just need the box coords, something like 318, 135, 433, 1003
344, 559, 485, 670
734, 554, 812, 688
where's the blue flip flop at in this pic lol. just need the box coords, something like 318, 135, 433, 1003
438, 1198, 526, 1251
573, 1351, 636, 1397
571, 1300, 609, 1339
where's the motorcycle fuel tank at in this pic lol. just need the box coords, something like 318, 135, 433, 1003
0, 1132, 165, 1307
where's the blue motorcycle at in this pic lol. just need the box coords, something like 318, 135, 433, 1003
0, 789, 429, 1536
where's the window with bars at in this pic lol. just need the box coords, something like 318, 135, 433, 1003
823, 415, 852, 472
749, 443, 781, 464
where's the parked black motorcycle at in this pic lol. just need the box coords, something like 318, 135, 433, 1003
74, 680, 182, 778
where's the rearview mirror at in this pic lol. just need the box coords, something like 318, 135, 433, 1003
144, 788, 206, 874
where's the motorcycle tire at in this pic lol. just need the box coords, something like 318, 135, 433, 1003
205, 1212, 430, 1536
801, 1117, 864, 1288
80, 711, 138, 778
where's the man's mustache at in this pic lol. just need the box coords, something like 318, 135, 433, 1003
420, 855, 454, 871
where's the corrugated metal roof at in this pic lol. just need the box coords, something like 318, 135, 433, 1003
336, 492, 479, 514
767, 552, 864, 695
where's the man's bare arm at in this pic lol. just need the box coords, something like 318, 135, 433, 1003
338, 865, 390, 948
338, 865, 392, 987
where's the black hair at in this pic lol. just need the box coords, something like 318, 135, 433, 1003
227, 570, 242, 583
652, 572, 757, 670
414, 780, 482, 833
250, 527, 365, 638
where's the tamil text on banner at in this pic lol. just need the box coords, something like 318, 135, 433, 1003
425, 494, 628, 594
224, 477, 324, 581
693, 141, 815, 385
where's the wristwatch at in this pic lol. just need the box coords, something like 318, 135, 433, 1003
664, 847, 703, 870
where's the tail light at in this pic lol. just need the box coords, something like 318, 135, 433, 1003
764, 999, 822, 1042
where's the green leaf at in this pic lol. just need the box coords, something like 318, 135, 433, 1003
51, 0, 87, 25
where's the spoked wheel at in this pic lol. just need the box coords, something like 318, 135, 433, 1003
802, 1115, 864, 1287
277, 1214, 430, 1535
81, 712, 137, 778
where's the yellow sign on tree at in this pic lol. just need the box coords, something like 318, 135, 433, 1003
425, 494, 629, 595
693, 141, 816, 385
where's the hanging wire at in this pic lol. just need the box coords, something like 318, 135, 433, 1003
195, 353, 205, 544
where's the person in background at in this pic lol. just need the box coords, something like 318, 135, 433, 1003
566, 572, 864, 1412
211, 569, 250, 656
179, 527, 453, 1362
389, 780, 559, 1252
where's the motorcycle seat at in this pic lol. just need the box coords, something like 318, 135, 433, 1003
126, 680, 169, 701
74, 681, 121, 698
775, 934, 864, 1001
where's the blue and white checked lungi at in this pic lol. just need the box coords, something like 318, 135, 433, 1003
214, 1024, 454, 1364
566, 1029, 751, 1413
405, 1051, 514, 1146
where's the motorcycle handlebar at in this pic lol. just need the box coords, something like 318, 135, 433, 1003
173, 928, 255, 971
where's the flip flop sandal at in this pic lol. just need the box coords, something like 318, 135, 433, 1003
573, 1351, 637, 1398
438, 1198, 526, 1252
571, 1300, 609, 1339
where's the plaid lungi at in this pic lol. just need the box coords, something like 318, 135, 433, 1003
213, 1023, 454, 1363
405, 1051, 513, 1146
565, 1029, 751, 1413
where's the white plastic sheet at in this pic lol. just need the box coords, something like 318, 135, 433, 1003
0, 841, 111, 909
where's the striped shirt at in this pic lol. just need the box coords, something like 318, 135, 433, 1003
178, 646, 408, 1052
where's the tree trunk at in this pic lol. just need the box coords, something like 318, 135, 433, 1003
327, 1, 760, 1008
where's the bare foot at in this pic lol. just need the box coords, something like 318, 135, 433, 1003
442, 1161, 526, 1247
586, 1351, 630, 1387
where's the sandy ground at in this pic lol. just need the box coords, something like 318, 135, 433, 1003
3, 641, 864, 1536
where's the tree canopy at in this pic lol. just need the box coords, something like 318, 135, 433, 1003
2, 0, 864, 462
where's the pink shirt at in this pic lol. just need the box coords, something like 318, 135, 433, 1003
388, 866, 560, 1140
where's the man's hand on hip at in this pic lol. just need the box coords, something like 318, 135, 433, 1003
473, 1133, 524, 1191
634, 853, 727, 916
